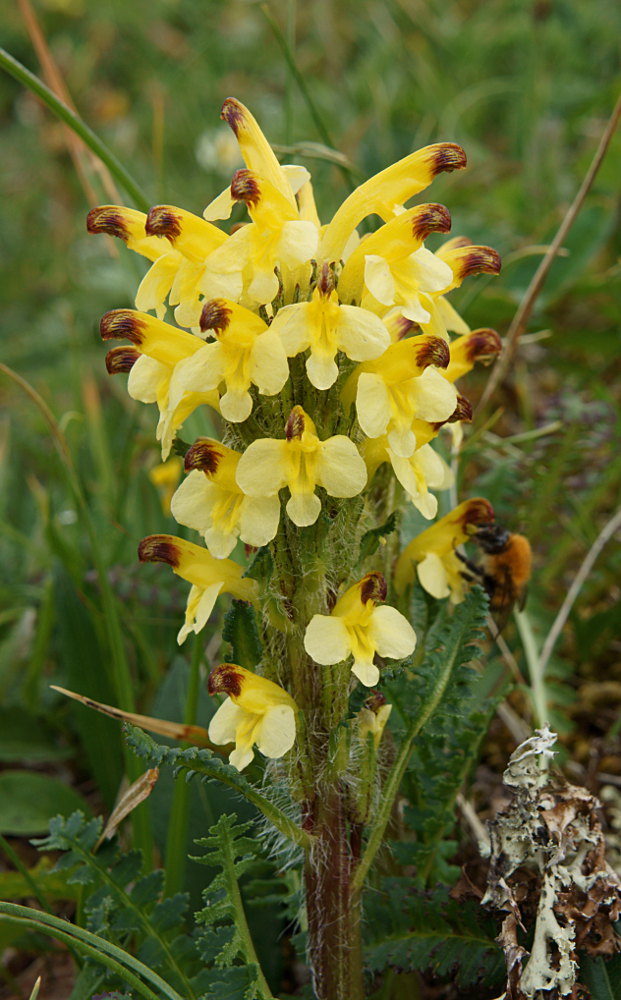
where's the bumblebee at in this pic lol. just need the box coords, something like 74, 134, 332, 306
458, 524, 532, 625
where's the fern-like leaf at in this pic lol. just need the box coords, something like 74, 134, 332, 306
365, 884, 504, 990
33, 811, 200, 999
193, 813, 275, 1000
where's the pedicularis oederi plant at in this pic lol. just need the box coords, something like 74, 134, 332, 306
87, 98, 506, 999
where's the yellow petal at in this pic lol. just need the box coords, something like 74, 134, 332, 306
208, 697, 243, 745
369, 605, 416, 659
255, 704, 297, 759
417, 552, 451, 599
304, 615, 350, 665
316, 437, 368, 498
286, 492, 322, 526
236, 439, 288, 496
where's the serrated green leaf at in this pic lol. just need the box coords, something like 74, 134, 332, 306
358, 511, 399, 562
222, 600, 262, 669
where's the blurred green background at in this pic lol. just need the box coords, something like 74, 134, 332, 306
1, 0, 621, 909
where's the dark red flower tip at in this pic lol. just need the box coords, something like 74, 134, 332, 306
360, 572, 387, 605
87, 207, 130, 240
461, 498, 495, 529
430, 143, 467, 175
220, 98, 244, 136
145, 206, 182, 241
208, 662, 244, 697
455, 246, 502, 279
105, 346, 140, 374
137, 535, 181, 568
416, 337, 450, 371
230, 169, 261, 208
463, 328, 502, 365
285, 406, 306, 441
317, 263, 336, 296
100, 310, 146, 344
200, 299, 232, 334
364, 691, 388, 712
449, 394, 474, 424
411, 203, 452, 242
184, 438, 225, 475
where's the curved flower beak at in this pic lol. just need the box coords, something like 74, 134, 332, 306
138, 535, 258, 643
394, 498, 495, 600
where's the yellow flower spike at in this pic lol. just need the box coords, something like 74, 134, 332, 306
445, 328, 502, 383
87, 206, 182, 320
220, 97, 299, 211
362, 436, 452, 520
394, 498, 495, 601
319, 142, 467, 264
347, 335, 457, 458
207, 662, 298, 772
145, 205, 228, 263
235, 405, 368, 528
171, 438, 281, 557
304, 572, 416, 687
357, 692, 393, 750
269, 263, 391, 390
100, 309, 219, 458
337, 202, 452, 306
167, 298, 289, 424
138, 534, 258, 644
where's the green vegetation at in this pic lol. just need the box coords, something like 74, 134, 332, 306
1, 2, 620, 998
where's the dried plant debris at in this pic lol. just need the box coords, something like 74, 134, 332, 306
483, 725, 621, 999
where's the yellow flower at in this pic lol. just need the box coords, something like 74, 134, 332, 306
414, 243, 502, 341
200, 168, 318, 309
100, 308, 219, 459
142, 204, 230, 328
207, 662, 297, 771
356, 692, 393, 749
138, 534, 258, 644
167, 298, 289, 423
444, 327, 502, 383
269, 263, 390, 390
171, 438, 281, 557
394, 498, 495, 601
335, 203, 452, 308
304, 572, 416, 687
235, 405, 367, 527
362, 436, 452, 519
87, 206, 184, 321
344, 334, 456, 458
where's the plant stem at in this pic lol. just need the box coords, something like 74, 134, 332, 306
304, 789, 364, 1000
273, 516, 366, 1000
